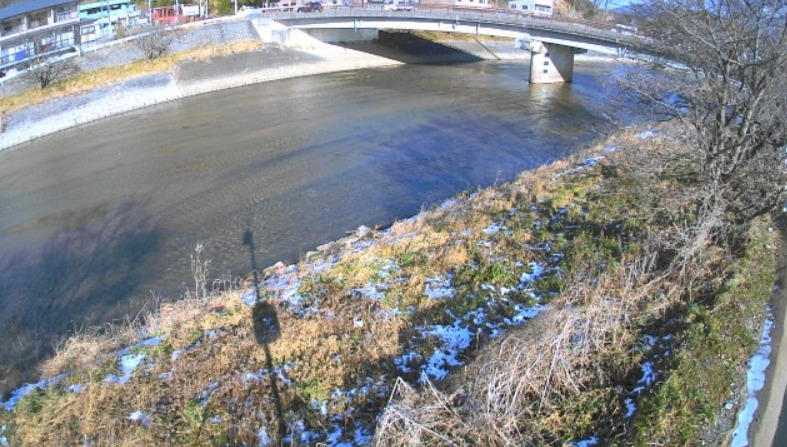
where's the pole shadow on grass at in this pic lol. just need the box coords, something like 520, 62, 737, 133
243, 228, 286, 439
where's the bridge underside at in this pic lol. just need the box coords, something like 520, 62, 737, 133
256, 16, 618, 84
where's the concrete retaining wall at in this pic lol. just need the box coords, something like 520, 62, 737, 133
0, 20, 259, 98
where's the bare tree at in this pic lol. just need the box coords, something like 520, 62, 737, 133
190, 243, 211, 299
628, 0, 787, 227
24, 55, 79, 89
135, 23, 173, 60
561, 0, 599, 18
0, 110, 8, 133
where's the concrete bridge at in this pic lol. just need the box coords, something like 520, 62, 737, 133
254, 6, 639, 83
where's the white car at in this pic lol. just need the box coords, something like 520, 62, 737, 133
384, 2, 414, 11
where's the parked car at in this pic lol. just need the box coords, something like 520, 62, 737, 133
383, 2, 414, 11
297, 1, 324, 12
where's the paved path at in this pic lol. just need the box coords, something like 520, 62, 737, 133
752, 216, 787, 447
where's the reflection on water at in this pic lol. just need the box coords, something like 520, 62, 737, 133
0, 60, 633, 394
0, 201, 163, 392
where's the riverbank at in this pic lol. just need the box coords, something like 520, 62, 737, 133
0, 121, 778, 445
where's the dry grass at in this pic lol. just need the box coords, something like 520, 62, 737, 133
0, 39, 263, 114
374, 260, 656, 446
373, 125, 777, 446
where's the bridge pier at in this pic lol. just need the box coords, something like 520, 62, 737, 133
529, 40, 587, 84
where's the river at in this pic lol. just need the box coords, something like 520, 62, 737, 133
0, 59, 626, 393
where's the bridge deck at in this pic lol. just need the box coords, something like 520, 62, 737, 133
258, 6, 640, 50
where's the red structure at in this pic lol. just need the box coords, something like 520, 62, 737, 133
152, 6, 181, 25
152, 4, 200, 25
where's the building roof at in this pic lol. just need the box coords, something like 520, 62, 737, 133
0, 0, 77, 22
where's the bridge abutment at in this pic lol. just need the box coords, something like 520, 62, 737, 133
529, 41, 587, 84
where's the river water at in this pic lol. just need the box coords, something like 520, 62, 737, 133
0, 59, 626, 392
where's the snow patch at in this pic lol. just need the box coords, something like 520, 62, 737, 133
636, 129, 656, 139
105, 352, 145, 384
394, 351, 419, 373
354, 285, 386, 300
440, 198, 458, 210
128, 410, 151, 428
135, 335, 163, 348
242, 287, 258, 306
419, 321, 473, 381
424, 275, 455, 300
503, 304, 543, 325
258, 427, 272, 446
730, 312, 774, 447
631, 361, 657, 394
624, 397, 636, 419
574, 436, 599, 447
1, 375, 65, 412
554, 157, 605, 179
483, 222, 503, 235
519, 262, 545, 284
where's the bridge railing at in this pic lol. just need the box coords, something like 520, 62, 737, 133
258, 4, 616, 30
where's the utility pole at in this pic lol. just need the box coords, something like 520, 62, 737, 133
103, 0, 110, 36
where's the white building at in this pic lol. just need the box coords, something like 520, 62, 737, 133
454, 0, 493, 9
507, 0, 554, 16
0, 0, 81, 72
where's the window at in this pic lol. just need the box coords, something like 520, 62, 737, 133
543, 69, 548, 73
543, 61, 549, 66
522, 5, 528, 9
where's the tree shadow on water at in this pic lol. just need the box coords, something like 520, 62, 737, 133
243, 228, 286, 440
0, 200, 165, 397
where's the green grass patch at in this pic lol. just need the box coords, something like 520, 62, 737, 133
629, 219, 777, 446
